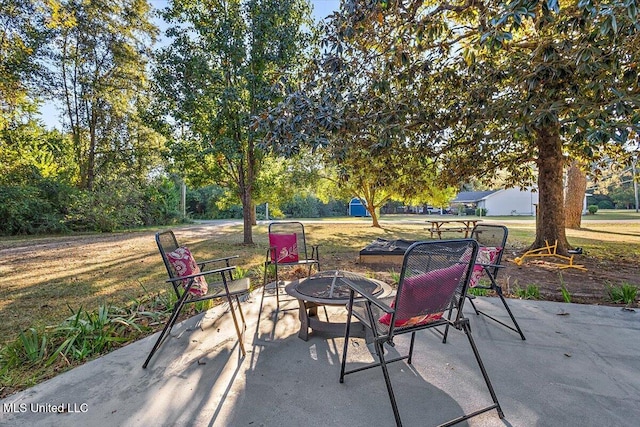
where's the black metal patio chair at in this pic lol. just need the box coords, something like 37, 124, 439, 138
339, 239, 504, 427
143, 230, 250, 368
262, 221, 319, 311
453, 224, 526, 340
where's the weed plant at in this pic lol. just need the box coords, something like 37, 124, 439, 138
0, 292, 176, 397
514, 285, 540, 300
560, 274, 572, 303
388, 269, 401, 285
606, 283, 638, 305
468, 287, 490, 297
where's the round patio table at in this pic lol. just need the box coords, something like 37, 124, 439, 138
285, 270, 390, 341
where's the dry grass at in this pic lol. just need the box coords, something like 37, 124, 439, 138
0, 217, 639, 397
1, 218, 639, 347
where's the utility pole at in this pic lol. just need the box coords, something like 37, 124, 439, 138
633, 155, 639, 213
181, 181, 187, 218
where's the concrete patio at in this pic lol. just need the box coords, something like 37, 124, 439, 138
1, 290, 639, 426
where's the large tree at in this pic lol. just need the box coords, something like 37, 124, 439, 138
263, 0, 639, 253
259, 6, 458, 227
0, 0, 49, 129
47, 0, 159, 190
153, 0, 313, 244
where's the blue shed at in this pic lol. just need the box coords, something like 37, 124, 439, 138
348, 198, 370, 217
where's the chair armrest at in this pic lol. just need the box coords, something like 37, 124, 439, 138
199, 255, 240, 268
166, 265, 236, 283
477, 263, 505, 272
342, 277, 394, 314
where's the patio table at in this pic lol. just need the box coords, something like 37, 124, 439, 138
285, 270, 390, 341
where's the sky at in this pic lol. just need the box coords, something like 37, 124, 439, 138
39, 0, 341, 128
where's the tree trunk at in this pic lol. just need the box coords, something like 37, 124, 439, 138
565, 161, 587, 229
532, 127, 570, 254
367, 205, 381, 227
250, 202, 257, 226
238, 154, 254, 245
241, 190, 253, 244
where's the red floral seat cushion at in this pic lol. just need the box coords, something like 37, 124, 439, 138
379, 262, 466, 327
166, 246, 208, 296
469, 246, 501, 288
269, 233, 299, 263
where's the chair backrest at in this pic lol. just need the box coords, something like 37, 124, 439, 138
470, 224, 508, 279
387, 239, 478, 329
267, 221, 310, 263
156, 230, 180, 280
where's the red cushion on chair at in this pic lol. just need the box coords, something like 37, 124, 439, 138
468, 246, 501, 288
269, 233, 299, 263
379, 263, 465, 327
166, 247, 208, 296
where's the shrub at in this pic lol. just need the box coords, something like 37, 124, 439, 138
597, 200, 614, 210
587, 205, 598, 214
606, 283, 638, 305
514, 284, 540, 299
281, 194, 321, 218
475, 207, 488, 216
141, 178, 182, 225
0, 182, 71, 235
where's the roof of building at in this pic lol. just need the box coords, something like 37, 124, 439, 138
451, 190, 499, 203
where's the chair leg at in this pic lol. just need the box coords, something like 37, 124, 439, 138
263, 261, 282, 312
442, 300, 456, 343
496, 291, 526, 340
461, 319, 504, 420
226, 293, 246, 357
262, 262, 271, 310
407, 332, 416, 365
339, 301, 354, 383
377, 340, 403, 427
274, 263, 280, 310
143, 293, 189, 368
467, 293, 481, 315
475, 276, 526, 340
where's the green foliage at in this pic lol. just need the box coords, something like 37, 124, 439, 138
597, 200, 614, 210
0, 175, 182, 236
476, 208, 488, 216
234, 266, 250, 279
141, 178, 182, 225
152, 0, 314, 243
606, 283, 638, 305
281, 194, 321, 218
0, 0, 49, 128
261, 0, 640, 245
514, 285, 540, 300
0, 168, 75, 235
588, 205, 599, 214
468, 287, 490, 297
560, 274, 572, 303
64, 177, 182, 233
48, 0, 160, 190
263, 264, 277, 281
0, 293, 176, 389
388, 269, 400, 285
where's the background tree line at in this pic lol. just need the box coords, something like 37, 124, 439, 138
2, 0, 639, 248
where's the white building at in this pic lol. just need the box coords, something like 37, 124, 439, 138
452, 187, 538, 216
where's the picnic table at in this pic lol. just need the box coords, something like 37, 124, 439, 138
426, 219, 482, 239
